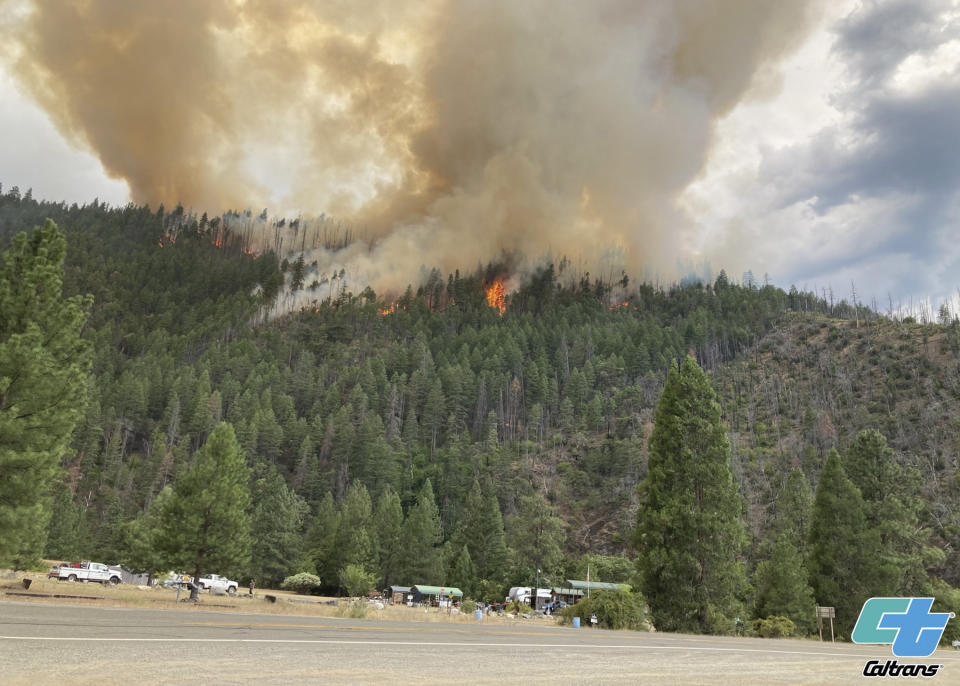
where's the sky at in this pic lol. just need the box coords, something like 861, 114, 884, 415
1, 0, 959, 311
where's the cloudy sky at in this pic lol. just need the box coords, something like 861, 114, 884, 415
1, 0, 959, 310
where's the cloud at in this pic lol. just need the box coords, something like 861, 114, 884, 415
697, 0, 960, 305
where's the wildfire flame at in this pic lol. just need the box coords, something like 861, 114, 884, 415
486, 280, 506, 315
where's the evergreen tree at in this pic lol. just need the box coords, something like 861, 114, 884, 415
451, 479, 508, 584
0, 220, 92, 564
634, 356, 746, 634
845, 429, 928, 595
250, 468, 308, 587
450, 544, 478, 598
507, 492, 565, 585
333, 481, 378, 584
373, 487, 404, 588
93, 494, 128, 563
156, 422, 252, 599
44, 480, 88, 561
753, 535, 817, 635
305, 492, 340, 585
807, 449, 876, 634
397, 479, 444, 583
125, 486, 172, 576
766, 467, 814, 559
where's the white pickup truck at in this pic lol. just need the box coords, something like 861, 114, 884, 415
198, 574, 238, 595
56, 561, 122, 585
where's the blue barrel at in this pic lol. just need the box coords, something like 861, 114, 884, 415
573, 616, 581, 628
475, 609, 483, 621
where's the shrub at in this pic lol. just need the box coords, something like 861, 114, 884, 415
335, 598, 368, 618
338, 564, 377, 597
559, 589, 647, 631
280, 572, 322, 595
460, 598, 477, 614
752, 616, 796, 638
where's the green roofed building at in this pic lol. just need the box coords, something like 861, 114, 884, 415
566, 579, 630, 592
411, 584, 463, 605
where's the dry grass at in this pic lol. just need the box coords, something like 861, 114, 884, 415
0, 570, 546, 627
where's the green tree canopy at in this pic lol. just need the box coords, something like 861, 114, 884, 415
0, 219, 92, 565
634, 356, 746, 634
807, 448, 876, 634
250, 467, 308, 587
156, 422, 252, 598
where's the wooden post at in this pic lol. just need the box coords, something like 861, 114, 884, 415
829, 614, 835, 642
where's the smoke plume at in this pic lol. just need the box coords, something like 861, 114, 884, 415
4, 0, 819, 293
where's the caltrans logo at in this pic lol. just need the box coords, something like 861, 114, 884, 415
853, 598, 951, 658
852, 597, 953, 678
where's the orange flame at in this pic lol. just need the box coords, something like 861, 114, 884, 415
486, 280, 506, 315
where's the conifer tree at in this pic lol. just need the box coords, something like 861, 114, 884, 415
451, 479, 508, 584
451, 545, 478, 598
250, 468, 308, 587
44, 480, 88, 561
634, 356, 746, 634
398, 479, 444, 583
807, 449, 877, 633
156, 422, 251, 599
124, 486, 172, 576
0, 219, 92, 564
333, 481, 378, 581
373, 487, 404, 587
305, 492, 340, 584
845, 429, 928, 595
93, 494, 128, 563
508, 492, 565, 584
767, 467, 814, 559
753, 535, 817, 635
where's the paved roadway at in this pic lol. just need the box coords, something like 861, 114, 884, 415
1, 600, 957, 685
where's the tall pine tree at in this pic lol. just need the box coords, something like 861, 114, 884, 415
634, 356, 746, 634
0, 220, 92, 565
807, 448, 877, 634
156, 422, 251, 599
397, 479, 444, 583
250, 468, 308, 587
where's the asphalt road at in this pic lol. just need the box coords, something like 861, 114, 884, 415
1, 600, 957, 685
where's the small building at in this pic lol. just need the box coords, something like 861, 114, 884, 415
411, 584, 464, 606
389, 585, 411, 604
551, 586, 585, 606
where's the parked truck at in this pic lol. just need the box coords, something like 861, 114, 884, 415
56, 561, 122, 585
198, 574, 238, 595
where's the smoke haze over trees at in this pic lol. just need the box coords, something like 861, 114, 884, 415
2, 191, 960, 638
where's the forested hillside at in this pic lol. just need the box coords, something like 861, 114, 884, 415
2, 188, 958, 635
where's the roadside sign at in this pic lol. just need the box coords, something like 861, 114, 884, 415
816, 606, 836, 642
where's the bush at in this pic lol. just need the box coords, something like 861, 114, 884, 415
338, 564, 377, 597
335, 598, 368, 618
752, 616, 796, 638
460, 598, 477, 614
559, 589, 647, 631
280, 572, 322, 595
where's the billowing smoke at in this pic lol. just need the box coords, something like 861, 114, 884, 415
4, 0, 819, 294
